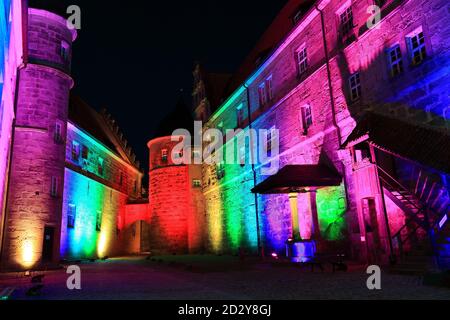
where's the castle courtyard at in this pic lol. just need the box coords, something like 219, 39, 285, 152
0, 256, 449, 300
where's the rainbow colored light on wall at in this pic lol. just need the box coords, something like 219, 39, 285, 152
316, 185, 347, 241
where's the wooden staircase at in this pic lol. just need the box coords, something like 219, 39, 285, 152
377, 166, 450, 271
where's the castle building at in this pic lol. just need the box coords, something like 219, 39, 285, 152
0, 0, 449, 271
189, 0, 450, 267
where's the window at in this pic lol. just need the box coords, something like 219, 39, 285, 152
97, 157, 104, 176
339, 6, 354, 37
81, 145, 89, 159
50, 176, 58, 197
266, 126, 276, 153
239, 146, 246, 167
96, 210, 102, 232
387, 45, 403, 77
60, 41, 70, 62
161, 149, 168, 162
193, 179, 202, 188
258, 76, 273, 107
217, 163, 225, 180
300, 105, 313, 135
71, 141, 80, 162
237, 104, 245, 127
67, 204, 76, 229
266, 76, 273, 101
258, 83, 267, 107
296, 47, 308, 76
349, 72, 361, 101
119, 171, 123, 186
406, 28, 426, 65
134, 180, 137, 194
54, 122, 63, 143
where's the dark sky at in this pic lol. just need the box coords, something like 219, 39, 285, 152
31, 0, 287, 171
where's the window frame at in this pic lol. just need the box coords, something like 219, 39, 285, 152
193, 179, 202, 188
71, 141, 80, 162
60, 40, 70, 62
406, 28, 427, 66
300, 104, 313, 135
161, 149, 168, 162
296, 46, 308, 77
67, 204, 76, 229
96, 210, 102, 232
97, 157, 104, 176
50, 176, 58, 198
237, 104, 245, 127
258, 82, 267, 107
349, 72, 362, 102
339, 5, 354, 38
386, 44, 404, 77
54, 121, 63, 143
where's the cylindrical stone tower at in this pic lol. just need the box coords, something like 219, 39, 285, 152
0, 8, 76, 270
147, 136, 192, 254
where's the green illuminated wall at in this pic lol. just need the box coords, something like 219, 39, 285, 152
316, 185, 347, 241
60, 169, 127, 259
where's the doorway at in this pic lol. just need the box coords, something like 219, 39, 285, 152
362, 198, 381, 263
42, 226, 55, 262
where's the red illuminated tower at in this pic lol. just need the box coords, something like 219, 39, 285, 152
147, 99, 204, 254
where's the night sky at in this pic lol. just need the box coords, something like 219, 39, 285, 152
30, 0, 287, 172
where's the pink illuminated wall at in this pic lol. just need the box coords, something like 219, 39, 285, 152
0, 0, 24, 253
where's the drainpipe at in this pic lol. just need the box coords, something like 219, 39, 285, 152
316, 4, 355, 253
243, 83, 262, 258
317, 5, 341, 143
317, 4, 395, 262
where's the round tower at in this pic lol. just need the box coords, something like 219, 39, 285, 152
1, 8, 76, 270
147, 136, 192, 254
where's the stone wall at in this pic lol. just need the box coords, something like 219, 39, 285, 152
0, 0, 23, 261
147, 136, 205, 254
1, 9, 75, 270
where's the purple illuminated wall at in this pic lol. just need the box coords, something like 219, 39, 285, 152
0, 0, 24, 265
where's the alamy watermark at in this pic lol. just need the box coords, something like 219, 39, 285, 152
366, 5, 381, 30
66, 265, 81, 290
171, 121, 280, 176
366, 265, 382, 290
66, 5, 81, 30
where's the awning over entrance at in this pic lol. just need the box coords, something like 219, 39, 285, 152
251, 165, 342, 194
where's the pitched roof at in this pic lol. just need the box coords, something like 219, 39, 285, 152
153, 96, 194, 138
204, 72, 232, 114
68, 95, 141, 170
224, 0, 315, 96
342, 112, 450, 174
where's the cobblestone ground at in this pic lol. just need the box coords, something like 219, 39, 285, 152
0, 256, 449, 300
